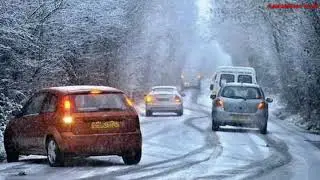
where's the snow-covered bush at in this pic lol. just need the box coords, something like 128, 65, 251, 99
0, 92, 23, 161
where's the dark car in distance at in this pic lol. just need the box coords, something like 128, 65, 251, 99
4, 86, 142, 166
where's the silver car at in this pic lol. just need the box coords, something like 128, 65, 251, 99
181, 72, 202, 89
211, 83, 273, 134
145, 86, 185, 116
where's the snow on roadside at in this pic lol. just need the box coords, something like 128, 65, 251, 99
196, 78, 212, 108
269, 94, 320, 134
0, 138, 4, 162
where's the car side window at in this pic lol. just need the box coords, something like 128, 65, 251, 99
42, 94, 58, 113
22, 93, 47, 116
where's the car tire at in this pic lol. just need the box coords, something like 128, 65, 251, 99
47, 138, 65, 167
146, 110, 152, 117
4, 130, 19, 163
260, 122, 268, 134
211, 114, 219, 131
5, 145, 19, 163
122, 149, 142, 165
177, 109, 183, 116
6, 150, 19, 163
212, 121, 219, 131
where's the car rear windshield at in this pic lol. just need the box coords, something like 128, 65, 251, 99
238, 75, 253, 83
74, 93, 130, 112
220, 74, 235, 86
153, 88, 175, 92
221, 86, 262, 99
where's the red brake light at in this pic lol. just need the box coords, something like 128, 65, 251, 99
64, 100, 71, 110
174, 95, 181, 103
62, 97, 73, 124
215, 98, 224, 107
257, 102, 266, 110
90, 89, 102, 94
62, 116, 73, 124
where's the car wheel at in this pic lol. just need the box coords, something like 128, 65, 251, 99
6, 150, 19, 163
4, 130, 19, 162
260, 122, 268, 134
146, 110, 152, 117
47, 138, 65, 167
211, 112, 219, 131
177, 109, 183, 116
122, 149, 142, 165
212, 121, 219, 131
5, 144, 19, 163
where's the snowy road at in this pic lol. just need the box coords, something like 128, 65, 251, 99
0, 88, 320, 180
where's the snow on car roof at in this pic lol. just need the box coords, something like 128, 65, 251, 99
217, 66, 255, 72
224, 82, 260, 88
152, 86, 177, 89
44, 85, 123, 94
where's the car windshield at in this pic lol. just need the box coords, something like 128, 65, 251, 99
238, 75, 252, 83
74, 93, 130, 112
221, 86, 262, 99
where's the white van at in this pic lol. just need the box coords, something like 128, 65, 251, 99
210, 66, 257, 95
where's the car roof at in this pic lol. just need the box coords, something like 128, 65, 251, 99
223, 82, 260, 88
216, 66, 255, 72
42, 85, 123, 94
152, 86, 177, 90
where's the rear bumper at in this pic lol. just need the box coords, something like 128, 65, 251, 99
212, 110, 267, 127
182, 80, 200, 88
58, 130, 142, 156
146, 104, 183, 112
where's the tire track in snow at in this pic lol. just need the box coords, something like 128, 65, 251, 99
84, 111, 222, 180
188, 90, 292, 180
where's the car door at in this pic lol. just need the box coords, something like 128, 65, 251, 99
36, 93, 58, 153
17, 92, 47, 152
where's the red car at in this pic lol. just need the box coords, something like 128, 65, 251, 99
4, 86, 142, 166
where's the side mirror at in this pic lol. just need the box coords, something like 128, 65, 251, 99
210, 94, 216, 99
144, 94, 147, 97
129, 98, 135, 104
210, 84, 213, 90
181, 92, 186, 97
12, 109, 22, 118
266, 97, 273, 103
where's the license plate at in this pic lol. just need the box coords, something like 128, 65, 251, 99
91, 121, 120, 129
232, 115, 249, 121
157, 98, 169, 101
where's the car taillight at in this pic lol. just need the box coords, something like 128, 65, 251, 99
215, 98, 224, 107
145, 95, 154, 104
174, 95, 181, 103
62, 97, 73, 124
64, 99, 71, 110
257, 102, 266, 110
63, 116, 73, 124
